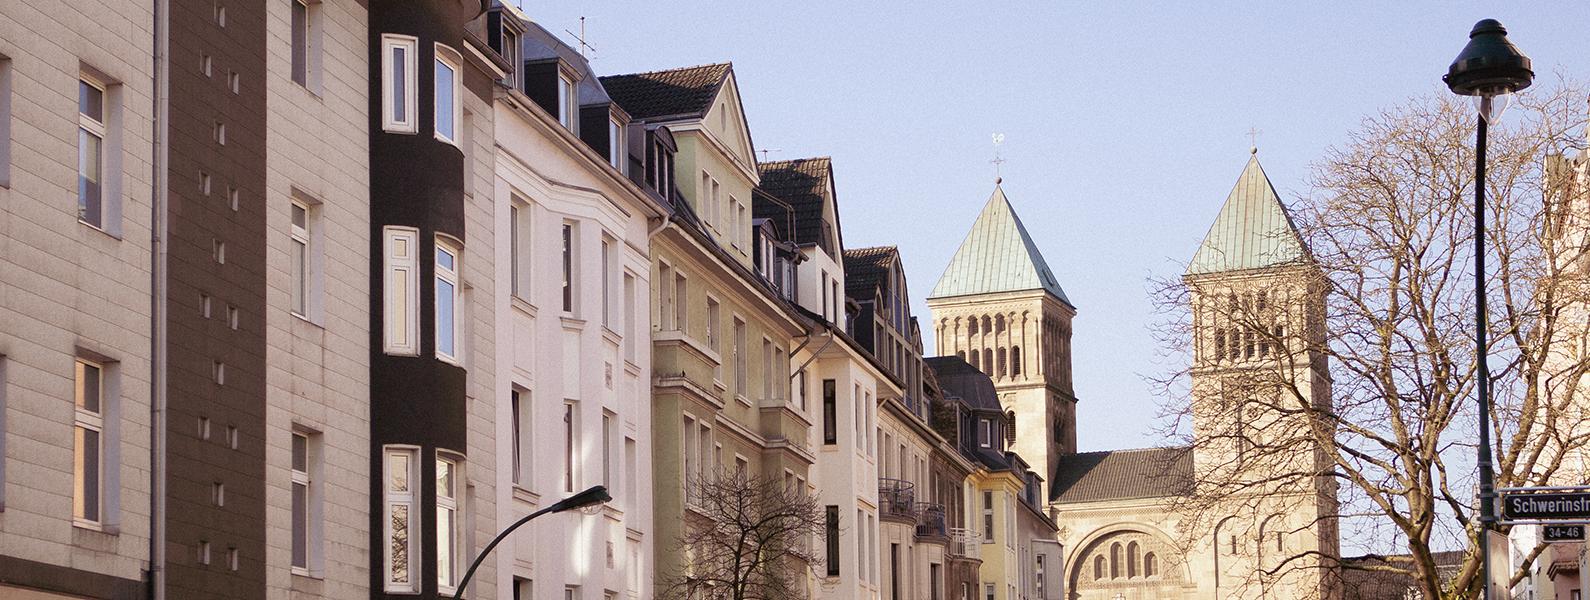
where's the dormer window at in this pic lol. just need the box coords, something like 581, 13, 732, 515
979, 419, 992, 448
556, 74, 575, 129
499, 28, 520, 89
608, 117, 623, 169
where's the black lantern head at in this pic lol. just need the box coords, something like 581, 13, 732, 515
1444, 19, 1534, 97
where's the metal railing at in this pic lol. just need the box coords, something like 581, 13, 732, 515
914, 503, 946, 538
948, 528, 981, 560
878, 478, 916, 520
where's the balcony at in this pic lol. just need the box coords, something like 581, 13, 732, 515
948, 528, 982, 561
914, 503, 947, 540
879, 478, 916, 522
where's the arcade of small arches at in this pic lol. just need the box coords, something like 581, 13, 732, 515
936, 310, 1069, 384
1068, 528, 1187, 599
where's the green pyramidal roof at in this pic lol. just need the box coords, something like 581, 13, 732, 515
1186, 154, 1308, 275
929, 185, 1072, 306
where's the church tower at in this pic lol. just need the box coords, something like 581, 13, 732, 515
928, 183, 1077, 500
1184, 151, 1338, 599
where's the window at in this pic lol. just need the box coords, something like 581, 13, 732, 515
761, 339, 774, 401
290, 0, 320, 89
889, 543, 900, 600
511, 389, 530, 485
290, 199, 313, 318
623, 274, 637, 361
381, 35, 418, 133
734, 199, 747, 248
514, 578, 533, 600
561, 223, 575, 312
985, 583, 995, 600
1127, 541, 1139, 578
825, 506, 840, 576
0, 57, 11, 187
1110, 542, 1121, 578
73, 359, 105, 524
601, 238, 612, 326
1036, 555, 1045, 597
706, 297, 721, 377
436, 454, 462, 592
78, 76, 108, 228
981, 491, 993, 542
979, 419, 991, 448
509, 199, 531, 299
563, 400, 578, 492
383, 227, 419, 354
673, 273, 687, 334
624, 437, 637, 508
434, 45, 460, 144
435, 238, 460, 361
822, 379, 837, 445
602, 412, 614, 488
820, 270, 830, 321
384, 447, 419, 592
556, 74, 575, 129
608, 118, 624, 170
682, 415, 696, 501
658, 264, 675, 330
291, 430, 319, 575
1144, 552, 1158, 578
498, 27, 520, 89
732, 318, 747, 399
1011, 346, 1022, 376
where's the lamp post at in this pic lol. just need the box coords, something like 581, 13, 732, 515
1443, 18, 1533, 600
451, 485, 611, 599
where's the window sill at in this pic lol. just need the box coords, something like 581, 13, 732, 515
512, 484, 540, 506
79, 219, 121, 240
290, 311, 323, 329
624, 359, 642, 377
560, 315, 587, 331
72, 518, 111, 533
601, 325, 623, 345
712, 379, 727, 393
290, 567, 323, 581
734, 394, 751, 408
511, 296, 537, 318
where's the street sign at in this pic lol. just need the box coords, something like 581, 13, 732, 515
1500, 491, 1590, 521
1543, 524, 1586, 543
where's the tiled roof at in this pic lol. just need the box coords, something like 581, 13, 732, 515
843, 246, 895, 299
929, 186, 1071, 306
1186, 152, 1308, 275
1049, 447, 1192, 503
757, 157, 837, 251
600, 63, 731, 121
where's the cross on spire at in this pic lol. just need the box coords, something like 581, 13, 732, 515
1247, 127, 1262, 154
991, 133, 1007, 183
564, 16, 597, 58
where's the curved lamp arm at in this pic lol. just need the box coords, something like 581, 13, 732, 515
452, 485, 610, 599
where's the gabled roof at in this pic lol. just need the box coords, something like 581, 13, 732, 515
758, 157, 840, 253
843, 246, 895, 299
929, 185, 1071, 306
1186, 152, 1309, 275
600, 63, 731, 121
1049, 447, 1193, 503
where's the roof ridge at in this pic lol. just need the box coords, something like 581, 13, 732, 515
758, 156, 832, 168
601, 61, 731, 79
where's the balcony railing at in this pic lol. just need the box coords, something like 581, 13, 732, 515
878, 478, 916, 521
914, 503, 946, 539
948, 528, 982, 560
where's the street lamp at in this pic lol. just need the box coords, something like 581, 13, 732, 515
1443, 18, 1533, 600
452, 485, 612, 599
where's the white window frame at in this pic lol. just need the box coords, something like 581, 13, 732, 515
436, 453, 463, 594
383, 446, 420, 593
563, 400, 579, 492
384, 227, 420, 355
608, 117, 624, 170
511, 388, 531, 486
433, 44, 462, 145
290, 199, 312, 318
435, 236, 461, 363
557, 73, 575, 129
601, 236, 613, 327
561, 222, 577, 314
78, 75, 108, 229
706, 296, 721, 379
290, 429, 323, 577
73, 359, 105, 526
509, 197, 532, 301
732, 317, 747, 401
381, 35, 418, 133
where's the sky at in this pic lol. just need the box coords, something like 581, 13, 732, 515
526, 2, 1590, 452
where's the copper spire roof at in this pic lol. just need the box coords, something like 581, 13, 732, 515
1186, 152, 1308, 275
929, 185, 1071, 306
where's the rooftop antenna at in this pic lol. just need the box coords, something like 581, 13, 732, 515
1247, 126, 1262, 154
757, 148, 782, 162
990, 133, 1007, 184
565, 16, 597, 59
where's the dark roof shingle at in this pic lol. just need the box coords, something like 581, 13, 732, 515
1049, 447, 1193, 503
757, 157, 835, 251
600, 63, 731, 121
843, 246, 895, 299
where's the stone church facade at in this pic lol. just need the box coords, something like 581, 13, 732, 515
929, 155, 1341, 600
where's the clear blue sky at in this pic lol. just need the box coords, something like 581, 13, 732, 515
527, 2, 1590, 452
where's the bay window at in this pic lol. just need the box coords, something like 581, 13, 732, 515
436, 454, 463, 593
434, 45, 461, 144
384, 447, 419, 592
381, 35, 417, 133
383, 227, 419, 355
435, 237, 460, 362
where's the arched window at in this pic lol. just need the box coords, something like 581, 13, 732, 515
968, 319, 978, 335
1127, 541, 1140, 578
1054, 418, 1064, 443
957, 350, 966, 361
997, 347, 1007, 377
1005, 411, 1016, 442
1214, 328, 1227, 360
995, 314, 1005, 333
1110, 542, 1122, 579
982, 316, 991, 333
1144, 552, 1158, 577
1094, 555, 1105, 580
970, 349, 981, 371
1011, 346, 1021, 376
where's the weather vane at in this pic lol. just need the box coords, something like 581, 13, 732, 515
1247, 127, 1262, 154
991, 133, 1007, 183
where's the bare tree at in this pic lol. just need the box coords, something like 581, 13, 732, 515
662, 470, 826, 600
1152, 81, 1590, 599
